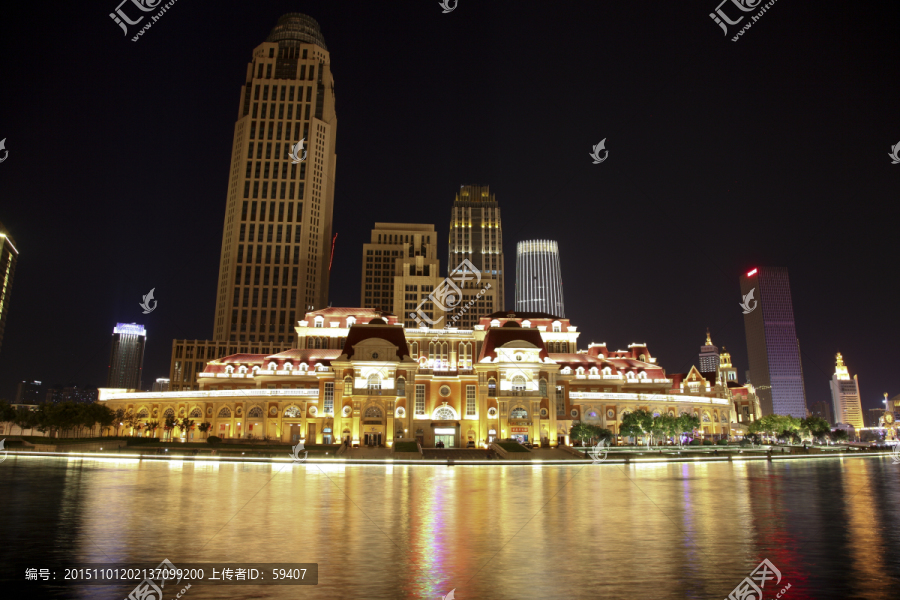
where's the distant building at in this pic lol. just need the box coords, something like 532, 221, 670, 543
699, 330, 719, 374
829, 353, 864, 429
107, 323, 146, 389
15, 380, 43, 405
447, 185, 506, 328
809, 399, 833, 424
740, 266, 807, 417
717, 347, 738, 386
865, 407, 886, 428
515, 240, 565, 317
152, 378, 170, 393
0, 221, 18, 356
46, 385, 99, 404
361, 223, 445, 328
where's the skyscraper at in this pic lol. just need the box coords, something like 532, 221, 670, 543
360, 223, 444, 327
515, 240, 565, 317
830, 352, 864, 429
698, 329, 719, 374
0, 221, 18, 356
108, 323, 146, 389
447, 185, 505, 328
740, 267, 807, 417
15, 381, 43, 405
212, 13, 337, 346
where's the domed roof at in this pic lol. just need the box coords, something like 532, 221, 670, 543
502, 320, 521, 328
368, 317, 388, 325
266, 13, 327, 50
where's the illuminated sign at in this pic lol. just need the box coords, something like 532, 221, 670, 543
746, 268, 758, 277
434, 428, 455, 434
114, 323, 146, 336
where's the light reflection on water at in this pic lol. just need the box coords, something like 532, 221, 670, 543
1, 456, 899, 599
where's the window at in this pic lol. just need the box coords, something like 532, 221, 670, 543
556, 386, 565, 413
367, 374, 381, 391
488, 379, 497, 397
510, 407, 527, 419
217, 407, 231, 418
364, 406, 383, 419
512, 376, 526, 391
466, 385, 476, 416
284, 406, 301, 418
397, 378, 406, 396
415, 384, 425, 415
248, 406, 263, 418
434, 406, 454, 420
539, 379, 548, 396
324, 382, 334, 415
343, 376, 352, 395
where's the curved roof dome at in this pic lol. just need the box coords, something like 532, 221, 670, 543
502, 320, 521, 328
368, 317, 388, 325
266, 13, 327, 50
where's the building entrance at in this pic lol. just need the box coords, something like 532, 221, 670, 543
435, 434, 454, 448
364, 433, 382, 446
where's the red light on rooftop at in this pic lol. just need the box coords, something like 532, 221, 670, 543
746, 268, 758, 277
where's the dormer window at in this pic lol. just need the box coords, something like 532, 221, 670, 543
522, 320, 531, 328
602, 367, 612, 376
314, 316, 324, 328
490, 319, 500, 328
625, 371, 635, 379
639, 354, 646, 362
552, 321, 561, 332
300, 363, 309, 372
638, 372, 647, 380
238, 366, 248, 374
268, 362, 277, 371
284, 362, 293, 371
512, 376, 526, 391
225, 365, 234, 374
346, 316, 356, 326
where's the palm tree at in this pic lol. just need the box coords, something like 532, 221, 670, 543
178, 418, 195, 441
198, 422, 211, 439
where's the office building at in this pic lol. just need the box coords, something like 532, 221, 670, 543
699, 329, 719, 374
360, 223, 445, 328
15, 380, 43, 405
0, 221, 17, 356
515, 240, 565, 317
740, 267, 807, 417
829, 352, 864, 429
108, 323, 146, 389
211, 12, 338, 346
46, 385, 99, 405
447, 185, 505, 328
152, 378, 170, 393
810, 399, 833, 424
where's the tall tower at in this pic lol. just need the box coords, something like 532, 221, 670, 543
698, 329, 719, 374
212, 13, 337, 347
108, 323, 146, 389
360, 223, 444, 327
717, 346, 738, 386
829, 352, 864, 429
0, 222, 17, 356
515, 240, 565, 317
740, 266, 807, 417
447, 185, 504, 328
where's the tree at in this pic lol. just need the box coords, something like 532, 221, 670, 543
652, 414, 677, 446
569, 421, 594, 446
178, 418, 195, 441
95, 405, 116, 437
198, 422, 212, 439
621, 409, 653, 448
829, 429, 849, 443
800, 416, 830, 444
590, 425, 614, 444
123, 410, 137, 436
144, 421, 159, 438
676, 413, 701, 446
0, 401, 16, 433
113, 408, 126, 437
163, 415, 177, 440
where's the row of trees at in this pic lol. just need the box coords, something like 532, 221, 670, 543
569, 411, 702, 449
0, 400, 215, 440
747, 415, 847, 444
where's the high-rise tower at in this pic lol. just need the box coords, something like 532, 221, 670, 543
447, 185, 504, 328
0, 221, 17, 356
829, 352, 864, 429
108, 323, 146, 389
212, 13, 337, 346
698, 329, 719, 374
740, 266, 807, 417
515, 240, 565, 317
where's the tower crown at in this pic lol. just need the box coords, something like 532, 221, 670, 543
267, 13, 327, 49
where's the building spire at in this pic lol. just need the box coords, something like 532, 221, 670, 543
835, 352, 844, 368
705, 328, 712, 346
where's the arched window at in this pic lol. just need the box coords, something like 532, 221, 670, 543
639, 354, 647, 362
512, 376, 526, 391
314, 316, 324, 328
510, 407, 528, 419
638, 371, 647, 380
189, 408, 202, 418
225, 365, 234, 374
626, 371, 635, 379
343, 376, 352, 395
238, 366, 248, 374
561, 366, 572, 375
410, 342, 419, 358
552, 321, 561, 332
397, 378, 406, 396
602, 367, 612, 376
433, 406, 455, 421
539, 379, 548, 396
137, 408, 150, 418
217, 407, 231, 418
367, 373, 381, 391
307, 337, 315, 348
488, 378, 497, 397
163, 408, 175, 417
268, 362, 277, 371
576, 367, 585, 377
490, 319, 500, 328
590, 367, 599, 376
248, 406, 263, 418
314, 338, 322, 349
522, 320, 531, 328
300, 363, 309, 373
364, 406, 383, 419
284, 362, 293, 371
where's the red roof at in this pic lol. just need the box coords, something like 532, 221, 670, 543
303, 307, 400, 325
340, 322, 411, 361
478, 323, 549, 362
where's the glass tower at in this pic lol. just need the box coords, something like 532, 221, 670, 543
514, 240, 565, 317
108, 323, 146, 389
740, 267, 807, 417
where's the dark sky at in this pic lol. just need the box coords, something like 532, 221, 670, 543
0, 1, 897, 414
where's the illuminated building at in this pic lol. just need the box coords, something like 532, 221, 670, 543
447, 186, 505, 327
829, 352, 864, 429
0, 221, 17, 356
107, 323, 146, 389
698, 329, 719, 374
360, 223, 445, 328
46, 384, 99, 405
15, 380, 42, 405
152, 378, 170, 393
515, 240, 565, 317
102, 310, 735, 446
740, 266, 807, 417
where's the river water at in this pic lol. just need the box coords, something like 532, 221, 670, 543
1, 455, 898, 599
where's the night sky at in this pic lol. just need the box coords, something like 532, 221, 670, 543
0, 1, 896, 414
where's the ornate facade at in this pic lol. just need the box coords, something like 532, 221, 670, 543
101, 308, 736, 446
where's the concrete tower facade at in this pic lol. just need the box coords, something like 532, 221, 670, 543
212, 13, 337, 346
829, 352, 864, 429
108, 323, 146, 389
515, 240, 565, 317
740, 267, 807, 417
698, 329, 719, 374
447, 185, 505, 328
